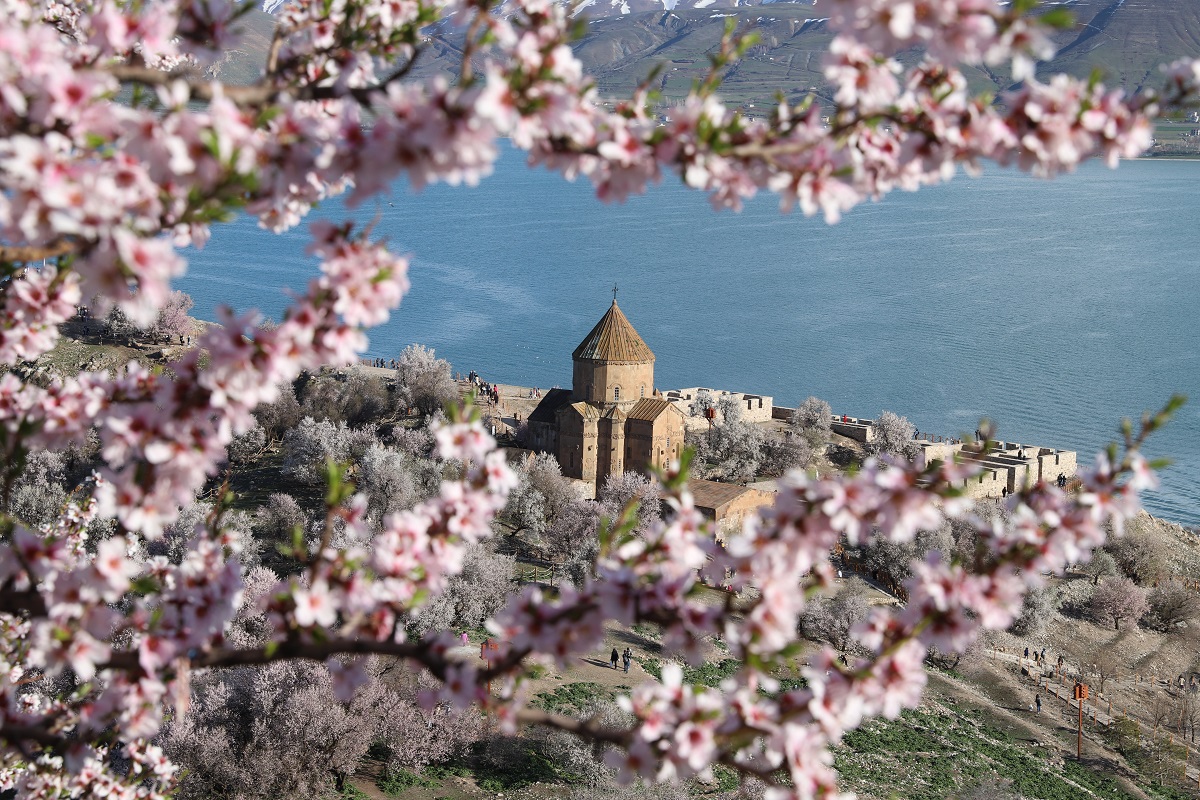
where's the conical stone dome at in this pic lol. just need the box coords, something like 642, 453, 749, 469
572, 301, 655, 365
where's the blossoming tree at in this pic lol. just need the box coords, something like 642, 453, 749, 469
0, 0, 1196, 797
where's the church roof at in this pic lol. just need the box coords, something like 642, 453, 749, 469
561, 401, 601, 420
572, 301, 655, 364
626, 398, 674, 421
528, 388, 573, 424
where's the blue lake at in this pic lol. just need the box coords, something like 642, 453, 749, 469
179, 151, 1200, 526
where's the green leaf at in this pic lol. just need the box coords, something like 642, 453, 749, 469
1038, 7, 1074, 28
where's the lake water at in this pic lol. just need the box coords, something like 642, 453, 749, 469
179, 152, 1200, 526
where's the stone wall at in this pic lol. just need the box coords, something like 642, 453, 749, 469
667, 387, 774, 430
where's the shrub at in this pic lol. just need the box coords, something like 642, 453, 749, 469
395, 344, 457, 415
800, 578, 872, 652
254, 381, 305, 442
1081, 550, 1119, 585
1143, 579, 1200, 630
1106, 524, 1170, 585
151, 290, 195, 342
252, 493, 310, 546
358, 443, 422, 520
760, 430, 813, 476
300, 370, 390, 427
502, 452, 579, 541
6, 450, 68, 526
868, 410, 919, 461
1090, 576, 1149, 631
409, 543, 515, 635
1008, 586, 1055, 638
793, 396, 833, 432
282, 417, 378, 485
227, 420, 266, 465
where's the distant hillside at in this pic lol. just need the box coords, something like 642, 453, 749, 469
227, 0, 1200, 108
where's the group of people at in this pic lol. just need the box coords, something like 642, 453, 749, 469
463, 371, 500, 405
526, 387, 543, 399
368, 357, 398, 369
1023, 646, 1059, 667
609, 647, 633, 673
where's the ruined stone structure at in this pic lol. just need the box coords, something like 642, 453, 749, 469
666, 388, 775, 431
528, 301, 685, 491
917, 440, 1078, 499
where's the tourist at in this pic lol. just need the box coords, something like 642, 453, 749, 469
610, 648, 620, 669
1024, 647, 1029, 659
460, 631, 468, 646
1035, 694, 1042, 714
622, 648, 632, 673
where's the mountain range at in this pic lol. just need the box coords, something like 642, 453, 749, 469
217, 0, 1200, 109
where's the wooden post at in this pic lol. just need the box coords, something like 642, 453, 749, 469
1079, 697, 1085, 759
1075, 683, 1088, 760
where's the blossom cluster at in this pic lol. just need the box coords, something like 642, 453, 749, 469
0, 0, 1193, 797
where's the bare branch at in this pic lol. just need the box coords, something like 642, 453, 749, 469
0, 240, 77, 263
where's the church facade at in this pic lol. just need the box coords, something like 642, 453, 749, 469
528, 301, 685, 490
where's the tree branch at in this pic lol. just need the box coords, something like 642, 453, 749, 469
0, 240, 77, 263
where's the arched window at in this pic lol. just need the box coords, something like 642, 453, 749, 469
613, 386, 621, 402
640, 385, 645, 397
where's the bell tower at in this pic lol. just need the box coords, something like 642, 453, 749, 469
571, 299, 655, 412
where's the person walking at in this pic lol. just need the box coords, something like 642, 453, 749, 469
1024, 646, 1030, 660
1035, 694, 1042, 714
610, 648, 620, 669
460, 631, 469, 646
622, 648, 632, 673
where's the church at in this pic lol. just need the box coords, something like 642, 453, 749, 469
527, 300, 686, 492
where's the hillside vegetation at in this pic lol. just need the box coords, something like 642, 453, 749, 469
25, 322, 1200, 800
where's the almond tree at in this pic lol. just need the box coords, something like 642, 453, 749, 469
1091, 575, 1150, 631
0, 1, 1194, 798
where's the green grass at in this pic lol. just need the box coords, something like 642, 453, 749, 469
639, 657, 742, 688
424, 763, 471, 781
534, 681, 614, 716
836, 707, 1142, 800
376, 769, 438, 794
340, 784, 371, 800
469, 742, 576, 790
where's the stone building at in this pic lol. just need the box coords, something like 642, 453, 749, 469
528, 301, 685, 492
688, 479, 775, 542
666, 388, 775, 431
